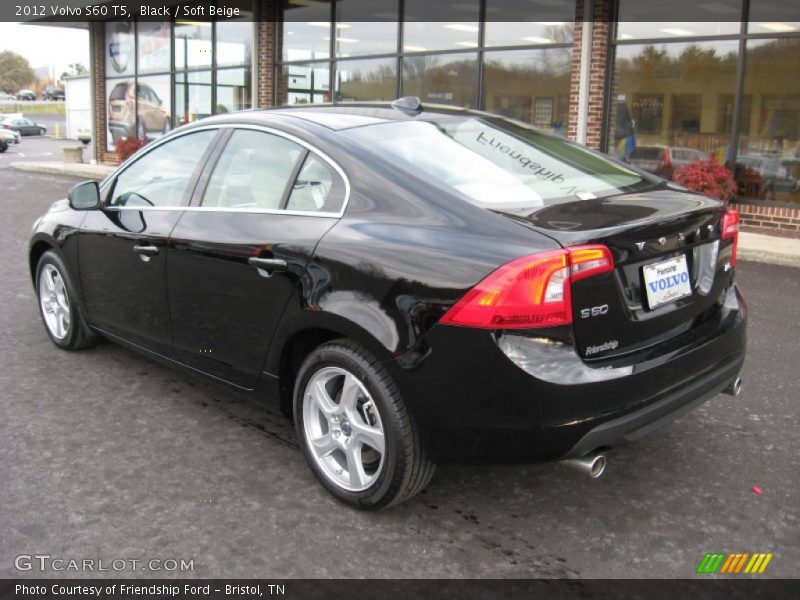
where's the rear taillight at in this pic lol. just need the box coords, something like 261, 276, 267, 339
721, 209, 739, 267
440, 245, 614, 329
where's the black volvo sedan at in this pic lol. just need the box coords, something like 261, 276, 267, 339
29, 100, 746, 509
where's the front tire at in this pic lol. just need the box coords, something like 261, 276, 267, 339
35, 251, 97, 350
294, 340, 435, 510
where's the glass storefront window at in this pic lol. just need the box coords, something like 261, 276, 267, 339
281, 62, 331, 105
174, 22, 213, 70
137, 22, 170, 74
402, 53, 478, 108
336, 57, 397, 101
608, 41, 739, 179
336, 0, 398, 57
216, 68, 252, 113
217, 18, 253, 67
282, 0, 332, 62
482, 48, 571, 134
105, 77, 134, 150
615, 1, 742, 39
484, 1, 574, 47
736, 38, 800, 204
403, 1, 479, 52
175, 70, 212, 126
616, 22, 741, 40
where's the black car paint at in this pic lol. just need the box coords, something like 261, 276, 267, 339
29, 106, 747, 461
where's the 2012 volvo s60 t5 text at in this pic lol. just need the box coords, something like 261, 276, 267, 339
29, 99, 746, 509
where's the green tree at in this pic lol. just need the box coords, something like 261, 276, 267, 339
0, 50, 34, 93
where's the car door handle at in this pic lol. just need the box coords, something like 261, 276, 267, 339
132, 244, 159, 256
248, 257, 288, 276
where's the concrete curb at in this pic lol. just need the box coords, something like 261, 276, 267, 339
738, 232, 800, 269
10, 161, 114, 181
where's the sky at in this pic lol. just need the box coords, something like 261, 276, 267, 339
0, 23, 89, 81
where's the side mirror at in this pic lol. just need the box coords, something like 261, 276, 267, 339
68, 181, 101, 210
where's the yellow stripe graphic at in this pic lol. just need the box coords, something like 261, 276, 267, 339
744, 554, 759, 573
749, 554, 766, 573
758, 554, 773, 573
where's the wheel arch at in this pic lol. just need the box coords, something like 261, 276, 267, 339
269, 313, 397, 419
29, 237, 56, 284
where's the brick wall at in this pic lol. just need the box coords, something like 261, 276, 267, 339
738, 203, 800, 233
256, 1, 278, 108
90, 22, 118, 165
567, 0, 611, 150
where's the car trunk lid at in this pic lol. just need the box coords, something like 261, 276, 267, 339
494, 188, 734, 359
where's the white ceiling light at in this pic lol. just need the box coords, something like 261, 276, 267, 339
445, 24, 479, 32
325, 37, 359, 44
660, 28, 695, 36
758, 22, 799, 32
403, 45, 428, 52
455, 41, 479, 48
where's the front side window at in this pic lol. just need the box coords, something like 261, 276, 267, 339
345, 117, 651, 208
202, 129, 305, 210
109, 130, 216, 208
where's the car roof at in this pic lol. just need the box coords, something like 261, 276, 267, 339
219, 102, 491, 131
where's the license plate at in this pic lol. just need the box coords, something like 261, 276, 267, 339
642, 254, 692, 309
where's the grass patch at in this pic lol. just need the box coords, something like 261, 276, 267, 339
0, 102, 66, 115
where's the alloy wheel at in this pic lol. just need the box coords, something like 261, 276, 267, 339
39, 264, 70, 340
302, 366, 386, 492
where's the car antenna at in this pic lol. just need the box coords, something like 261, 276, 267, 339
391, 96, 422, 114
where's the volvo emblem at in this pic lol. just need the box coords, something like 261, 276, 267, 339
678, 232, 685, 242
658, 237, 667, 246
635, 242, 646, 250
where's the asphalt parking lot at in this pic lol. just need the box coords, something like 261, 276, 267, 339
1, 168, 798, 579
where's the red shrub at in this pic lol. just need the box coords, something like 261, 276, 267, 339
671, 159, 737, 203
115, 137, 146, 163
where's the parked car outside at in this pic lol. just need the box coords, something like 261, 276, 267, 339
0, 128, 21, 144
29, 101, 747, 509
0, 92, 15, 101
16, 89, 36, 101
108, 81, 171, 143
1, 117, 46, 136
42, 87, 65, 101
630, 145, 708, 178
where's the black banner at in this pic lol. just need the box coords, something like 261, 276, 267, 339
2, 579, 800, 600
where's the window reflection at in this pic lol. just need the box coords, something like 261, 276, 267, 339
336, 0, 398, 57
608, 42, 739, 179
175, 70, 212, 125
737, 38, 800, 204
216, 68, 252, 113
282, 0, 332, 62
137, 22, 170, 74
402, 53, 477, 108
336, 58, 397, 101
281, 62, 331, 105
217, 19, 253, 68
483, 49, 571, 135
174, 22, 212, 69
403, 1, 479, 52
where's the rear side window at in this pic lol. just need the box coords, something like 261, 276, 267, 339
285, 154, 346, 213
108, 130, 216, 208
202, 129, 305, 210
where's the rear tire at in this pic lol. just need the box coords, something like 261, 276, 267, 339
35, 250, 97, 350
294, 339, 435, 510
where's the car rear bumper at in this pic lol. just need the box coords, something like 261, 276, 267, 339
386, 285, 747, 461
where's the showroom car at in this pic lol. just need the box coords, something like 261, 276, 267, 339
29, 101, 747, 510
107, 81, 171, 142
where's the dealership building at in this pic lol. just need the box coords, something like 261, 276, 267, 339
51, 0, 800, 233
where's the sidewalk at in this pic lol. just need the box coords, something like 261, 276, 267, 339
10, 160, 114, 181
739, 232, 800, 268
7, 160, 800, 269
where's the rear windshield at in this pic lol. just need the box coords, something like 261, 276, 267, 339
343, 116, 652, 208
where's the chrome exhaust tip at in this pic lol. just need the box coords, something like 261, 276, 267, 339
562, 454, 606, 479
724, 376, 743, 396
